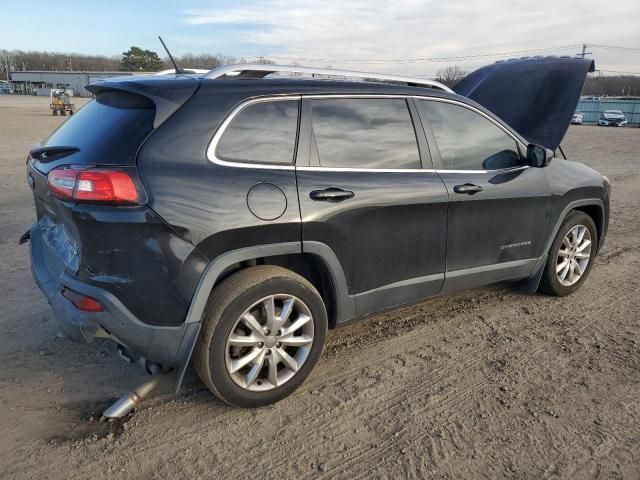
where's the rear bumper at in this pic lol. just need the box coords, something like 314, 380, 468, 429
29, 223, 191, 367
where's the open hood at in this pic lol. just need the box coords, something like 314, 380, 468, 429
455, 57, 595, 151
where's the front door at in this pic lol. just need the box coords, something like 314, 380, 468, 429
415, 98, 551, 292
296, 96, 449, 316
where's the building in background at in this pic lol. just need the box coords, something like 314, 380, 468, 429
7, 71, 137, 96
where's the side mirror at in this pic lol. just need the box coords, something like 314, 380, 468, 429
527, 144, 553, 168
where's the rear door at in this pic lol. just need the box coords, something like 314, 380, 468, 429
296, 96, 449, 316
415, 98, 551, 292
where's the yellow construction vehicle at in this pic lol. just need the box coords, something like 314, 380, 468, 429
50, 89, 74, 116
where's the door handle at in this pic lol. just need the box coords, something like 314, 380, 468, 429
453, 183, 483, 195
309, 187, 355, 202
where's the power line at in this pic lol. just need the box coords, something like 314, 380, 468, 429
596, 69, 640, 76
589, 44, 640, 54
241, 43, 583, 64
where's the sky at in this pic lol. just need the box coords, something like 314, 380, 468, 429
2, 0, 640, 77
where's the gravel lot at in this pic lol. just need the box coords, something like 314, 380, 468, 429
1, 95, 638, 479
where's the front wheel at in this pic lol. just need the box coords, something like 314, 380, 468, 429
539, 211, 598, 296
193, 266, 327, 407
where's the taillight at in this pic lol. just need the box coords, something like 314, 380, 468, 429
47, 167, 144, 204
61, 288, 104, 312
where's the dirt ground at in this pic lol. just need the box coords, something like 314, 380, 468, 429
0, 95, 638, 479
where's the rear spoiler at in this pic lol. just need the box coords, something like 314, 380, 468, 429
86, 75, 200, 129
455, 57, 596, 151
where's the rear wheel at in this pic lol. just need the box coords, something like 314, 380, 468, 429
52, 110, 58, 116
539, 211, 597, 296
193, 266, 327, 407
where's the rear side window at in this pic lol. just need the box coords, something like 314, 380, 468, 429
419, 100, 522, 171
310, 98, 420, 169
216, 100, 299, 165
44, 91, 155, 165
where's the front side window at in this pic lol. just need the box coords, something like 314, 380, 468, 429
310, 98, 421, 169
419, 100, 522, 171
216, 100, 299, 165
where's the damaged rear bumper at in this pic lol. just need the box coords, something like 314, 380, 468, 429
29, 224, 196, 369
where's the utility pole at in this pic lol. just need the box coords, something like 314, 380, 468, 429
579, 44, 592, 58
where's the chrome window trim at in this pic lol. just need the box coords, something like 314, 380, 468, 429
206, 93, 530, 174
412, 96, 530, 173
297, 166, 436, 173
304, 94, 527, 152
206, 95, 301, 170
436, 165, 530, 175
306, 94, 415, 100
414, 96, 527, 150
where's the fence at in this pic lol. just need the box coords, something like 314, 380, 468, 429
576, 98, 640, 126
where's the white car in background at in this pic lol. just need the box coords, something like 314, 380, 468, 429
571, 112, 584, 125
598, 110, 628, 126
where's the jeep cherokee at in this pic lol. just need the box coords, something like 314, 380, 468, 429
24, 57, 609, 407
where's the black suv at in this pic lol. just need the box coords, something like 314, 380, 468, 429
26, 57, 609, 407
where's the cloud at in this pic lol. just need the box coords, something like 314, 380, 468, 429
183, 0, 640, 76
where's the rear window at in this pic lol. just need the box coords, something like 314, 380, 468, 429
43, 91, 155, 165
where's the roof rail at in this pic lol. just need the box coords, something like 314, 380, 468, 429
203, 64, 454, 93
155, 68, 209, 76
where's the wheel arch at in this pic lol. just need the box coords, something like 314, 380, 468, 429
520, 198, 605, 293
547, 199, 604, 256
572, 204, 604, 249
173, 241, 353, 392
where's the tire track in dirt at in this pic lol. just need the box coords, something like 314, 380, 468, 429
318, 257, 639, 478
11, 248, 639, 480
347, 316, 636, 474
36, 257, 636, 479
2, 103, 639, 479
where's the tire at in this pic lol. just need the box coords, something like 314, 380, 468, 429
60, 110, 66, 116
52, 110, 58, 116
539, 210, 598, 296
193, 265, 328, 407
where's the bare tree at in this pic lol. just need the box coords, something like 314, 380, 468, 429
162, 53, 237, 70
583, 74, 640, 97
0, 49, 120, 76
435, 66, 467, 87
0, 50, 14, 80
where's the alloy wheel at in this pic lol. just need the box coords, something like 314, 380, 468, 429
556, 224, 592, 287
224, 295, 315, 392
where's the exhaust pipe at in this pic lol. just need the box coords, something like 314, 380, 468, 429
102, 374, 166, 419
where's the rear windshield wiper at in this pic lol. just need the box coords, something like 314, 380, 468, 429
30, 146, 80, 162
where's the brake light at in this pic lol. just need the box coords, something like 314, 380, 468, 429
47, 167, 143, 204
61, 288, 104, 312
